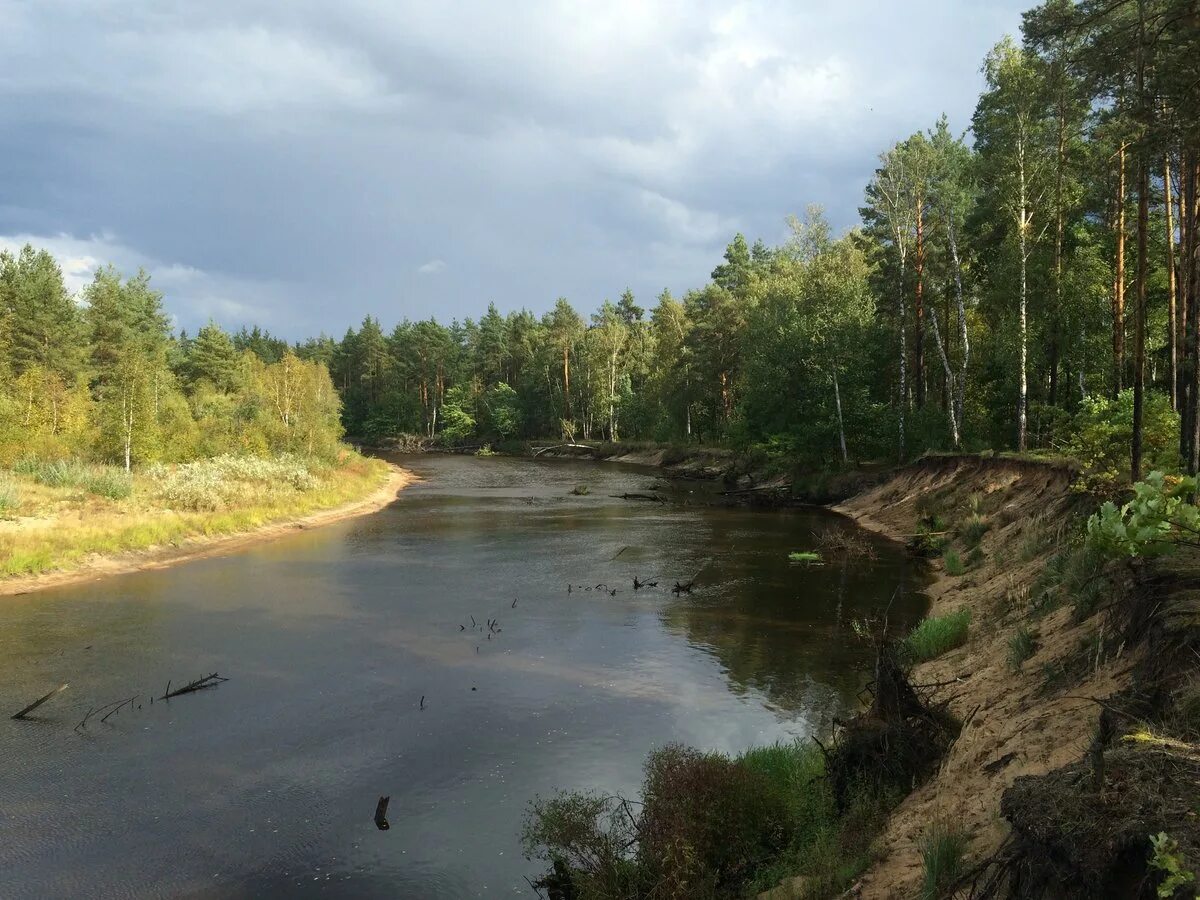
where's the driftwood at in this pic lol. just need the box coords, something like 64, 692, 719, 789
12, 683, 69, 720
610, 493, 667, 504
160, 673, 228, 700
532, 443, 595, 457
374, 795, 391, 830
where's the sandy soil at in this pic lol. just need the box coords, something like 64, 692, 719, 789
0, 464, 417, 598
823, 455, 1138, 899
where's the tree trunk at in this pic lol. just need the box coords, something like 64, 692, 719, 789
1188, 150, 1200, 475
1132, 152, 1148, 481
1018, 135, 1030, 453
833, 369, 848, 464
1113, 143, 1127, 398
562, 347, 571, 420
896, 246, 908, 461
1131, 5, 1147, 482
1167, 149, 1179, 410
914, 197, 926, 407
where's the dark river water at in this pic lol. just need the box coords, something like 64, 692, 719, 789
0, 455, 927, 898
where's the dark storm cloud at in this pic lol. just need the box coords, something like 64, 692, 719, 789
0, 0, 1029, 337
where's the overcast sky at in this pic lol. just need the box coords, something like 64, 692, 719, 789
0, 1, 1030, 338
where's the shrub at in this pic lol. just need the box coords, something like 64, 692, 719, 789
903, 609, 971, 664
1066, 390, 1178, 493
640, 744, 791, 893
943, 548, 965, 576
1087, 471, 1200, 559
1007, 626, 1037, 671
148, 454, 320, 511
918, 820, 969, 899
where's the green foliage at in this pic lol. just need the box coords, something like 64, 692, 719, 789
1148, 832, 1197, 899
943, 548, 966, 576
1066, 392, 1180, 493
788, 551, 822, 564
1087, 471, 1200, 559
903, 609, 971, 664
1007, 626, 1037, 671
918, 820, 969, 900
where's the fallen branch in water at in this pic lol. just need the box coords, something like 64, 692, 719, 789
12, 683, 69, 720
160, 673, 228, 700
610, 493, 667, 504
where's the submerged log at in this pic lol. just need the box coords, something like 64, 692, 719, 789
374, 795, 390, 830
159, 673, 228, 700
11, 683, 69, 720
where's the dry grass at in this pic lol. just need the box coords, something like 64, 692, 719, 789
0, 452, 389, 578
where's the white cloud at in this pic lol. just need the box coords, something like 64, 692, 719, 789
0, 232, 284, 331
417, 259, 446, 275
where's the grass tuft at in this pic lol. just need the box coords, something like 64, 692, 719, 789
943, 548, 966, 576
903, 609, 972, 664
1007, 626, 1037, 672
918, 820, 969, 900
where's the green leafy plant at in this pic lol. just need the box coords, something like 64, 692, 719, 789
1087, 471, 1200, 559
570, 484, 590, 496
474, 443, 496, 457
1148, 831, 1197, 899
1066, 391, 1179, 493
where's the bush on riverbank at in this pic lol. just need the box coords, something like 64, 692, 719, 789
523, 739, 903, 899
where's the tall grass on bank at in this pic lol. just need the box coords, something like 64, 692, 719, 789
918, 820, 969, 899
0, 477, 19, 514
903, 609, 972, 664
13, 458, 133, 499
0, 453, 388, 578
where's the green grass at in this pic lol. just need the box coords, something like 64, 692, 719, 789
943, 548, 966, 576
789, 551, 822, 564
1007, 626, 1037, 671
903, 608, 972, 664
918, 820, 969, 899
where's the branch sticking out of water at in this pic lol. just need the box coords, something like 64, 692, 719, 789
159, 673, 228, 700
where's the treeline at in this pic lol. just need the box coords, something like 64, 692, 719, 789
4, 0, 1198, 480
321, 0, 1200, 479
0, 247, 342, 469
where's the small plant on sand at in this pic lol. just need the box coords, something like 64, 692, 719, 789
1148, 831, 1196, 899
918, 820, 969, 899
1007, 626, 1037, 672
912, 515, 950, 556
475, 444, 496, 457
943, 548, 965, 576
903, 609, 971, 664
570, 484, 590, 496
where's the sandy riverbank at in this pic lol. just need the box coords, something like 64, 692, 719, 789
0, 463, 416, 598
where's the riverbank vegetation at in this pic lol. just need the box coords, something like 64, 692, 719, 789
0, 452, 386, 578
0, 249, 388, 579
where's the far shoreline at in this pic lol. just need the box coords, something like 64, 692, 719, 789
0, 463, 417, 598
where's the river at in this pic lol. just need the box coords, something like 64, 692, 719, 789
0, 454, 927, 898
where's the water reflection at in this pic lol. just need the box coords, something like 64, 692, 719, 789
0, 454, 926, 898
